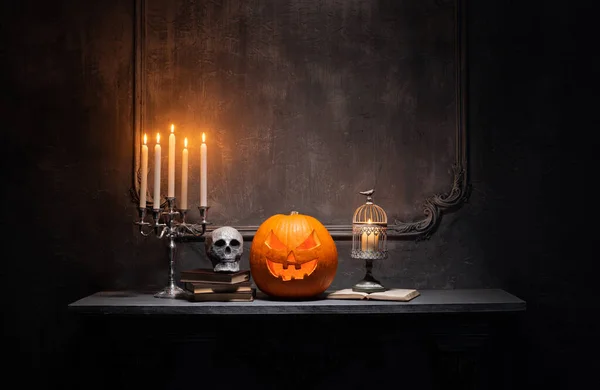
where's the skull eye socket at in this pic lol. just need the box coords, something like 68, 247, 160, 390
214, 239, 226, 247
230, 239, 241, 247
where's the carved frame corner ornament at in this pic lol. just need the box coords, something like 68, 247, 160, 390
389, 164, 470, 240
130, 0, 469, 240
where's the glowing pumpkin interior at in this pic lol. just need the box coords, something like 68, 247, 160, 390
264, 229, 321, 281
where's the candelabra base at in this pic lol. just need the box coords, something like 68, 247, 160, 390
154, 284, 188, 299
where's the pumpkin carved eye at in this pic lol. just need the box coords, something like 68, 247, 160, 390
293, 230, 321, 264
265, 231, 287, 252
263, 230, 321, 262
296, 230, 321, 251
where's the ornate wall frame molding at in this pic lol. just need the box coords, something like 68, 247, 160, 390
130, 0, 469, 240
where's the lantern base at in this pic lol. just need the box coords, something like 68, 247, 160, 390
352, 275, 387, 293
352, 258, 387, 292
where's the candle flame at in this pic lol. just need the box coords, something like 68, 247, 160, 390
143, 134, 147, 145
367, 218, 372, 224
184, 137, 188, 148
202, 132, 206, 143
156, 133, 160, 144
171, 124, 174, 133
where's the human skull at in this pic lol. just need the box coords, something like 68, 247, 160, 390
205, 226, 244, 272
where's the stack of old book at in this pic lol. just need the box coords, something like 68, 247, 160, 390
180, 268, 255, 302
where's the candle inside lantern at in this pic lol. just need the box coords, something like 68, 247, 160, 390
168, 124, 175, 198
200, 132, 207, 207
361, 230, 367, 251
153, 133, 161, 209
180, 137, 188, 210
139, 134, 148, 208
360, 219, 378, 252
372, 229, 379, 251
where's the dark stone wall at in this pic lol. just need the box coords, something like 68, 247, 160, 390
141, 0, 458, 226
140, 0, 479, 292
2, 0, 591, 389
2, 0, 139, 385
467, 1, 594, 388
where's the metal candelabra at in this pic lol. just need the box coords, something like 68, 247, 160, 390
135, 197, 210, 298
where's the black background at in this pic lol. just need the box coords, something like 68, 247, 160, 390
1, 0, 594, 389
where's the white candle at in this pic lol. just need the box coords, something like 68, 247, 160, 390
200, 132, 207, 207
180, 137, 189, 210
153, 133, 161, 209
139, 134, 148, 208
361, 219, 378, 251
168, 124, 175, 198
361, 231, 369, 251
361, 232, 378, 251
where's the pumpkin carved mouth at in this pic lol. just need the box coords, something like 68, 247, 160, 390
266, 257, 318, 281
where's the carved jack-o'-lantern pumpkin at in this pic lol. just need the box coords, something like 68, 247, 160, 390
250, 211, 338, 298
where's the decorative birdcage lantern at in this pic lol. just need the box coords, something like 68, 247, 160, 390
351, 189, 388, 292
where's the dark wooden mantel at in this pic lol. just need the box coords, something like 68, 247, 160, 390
68, 288, 525, 316
67, 288, 526, 389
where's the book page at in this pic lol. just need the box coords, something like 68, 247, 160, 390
326, 289, 368, 299
366, 289, 420, 301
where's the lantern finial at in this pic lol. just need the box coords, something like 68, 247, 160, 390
359, 189, 374, 204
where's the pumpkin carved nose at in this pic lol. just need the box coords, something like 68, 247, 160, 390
282, 251, 301, 270
290, 252, 302, 269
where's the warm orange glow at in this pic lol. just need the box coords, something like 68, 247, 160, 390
184, 137, 188, 148
265, 231, 287, 251
202, 132, 206, 143
143, 134, 147, 145
264, 229, 320, 280
296, 230, 321, 250
250, 212, 338, 298
171, 124, 174, 133
266, 258, 318, 281
156, 133, 160, 144
367, 218, 372, 224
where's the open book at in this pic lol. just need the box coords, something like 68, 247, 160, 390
326, 288, 420, 302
